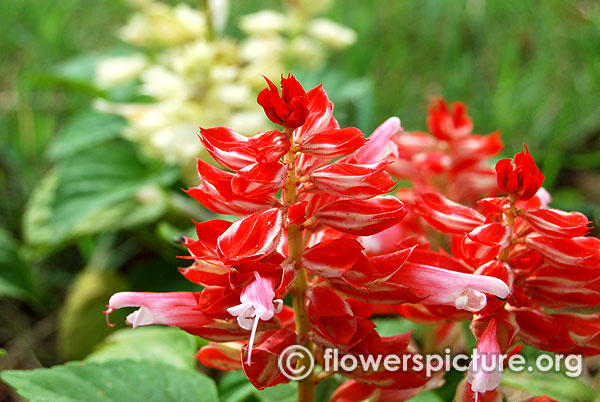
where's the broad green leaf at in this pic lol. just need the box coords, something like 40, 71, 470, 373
254, 382, 297, 402
1, 360, 218, 402
48, 111, 125, 160
87, 326, 199, 370
502, 371, 596, 401
23, 139, 177, 248
58, 270, 128, 360
0, 226, 37, 301
218, 371, 255, 402
407, 391, 445, 402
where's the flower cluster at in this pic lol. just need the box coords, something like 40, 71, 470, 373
411, 146, 600, 400
391, 98, 502, 204
106, 75, 518, 400
95, 0, 356, 168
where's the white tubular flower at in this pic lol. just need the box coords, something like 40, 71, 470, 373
120, 3, 205, 46
239, 10, 287, 36
213, 83, 251, 106
289, 36, 325, 68
141, 66, 188, 100
307, 18, 357, 48
227, 111, 269, 136
96, 54, 147, 88
169, 41, 215, 76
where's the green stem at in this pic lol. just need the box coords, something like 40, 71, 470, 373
283, 126, 314, 402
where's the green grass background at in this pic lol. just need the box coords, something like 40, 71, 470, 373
2, 0, 599, 236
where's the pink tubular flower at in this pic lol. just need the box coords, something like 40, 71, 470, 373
467, 318, 503, 397
227, 272, 283, 364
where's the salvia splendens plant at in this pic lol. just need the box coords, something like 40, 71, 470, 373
106, 75, 600, 402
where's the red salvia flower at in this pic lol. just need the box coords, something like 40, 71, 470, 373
257, 74, 308, 129
495, 146, 544, 200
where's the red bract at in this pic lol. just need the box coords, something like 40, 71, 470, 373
427, 98, 473, 140
525, 233, 600, 269
200, 127, 290, 170
495, 146, 544, 200
257, 74, 308, 129
308, 161, 397, 199
523, 208, 591, 238
217, 208, 283, 263
314, 196, 407, 236
299, 127, 366, 158
416, 192, 485, 234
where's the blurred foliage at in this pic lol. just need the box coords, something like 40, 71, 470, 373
1, 0, 600, 401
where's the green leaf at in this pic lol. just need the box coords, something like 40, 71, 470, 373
253, 382, 297, 402
87, 327, 199, 370
1, 360, 218, 402
407, 390, 445, 402
501, 371, 596, 401
0, 226, 37, 301
48, 111, 126, 161
58, 270, 128, 360
371, 317, 426, 338
218, 371, 255, 402
23, 139, 177, 248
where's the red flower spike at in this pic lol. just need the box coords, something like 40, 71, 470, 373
299, 127, 366, 158
257, 74, 308, 129
495, 146, 544, 201
309, 161, 396, 199
426, 98, 473, 140
523, 208, 592, 238
315, 196, 407, 236
217, 208, 283, 264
